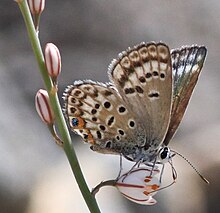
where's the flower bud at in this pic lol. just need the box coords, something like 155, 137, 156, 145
45, 43, 61, 78
115, 166, 161, 205
28, 0, 45, 15
35, 89, 54, 124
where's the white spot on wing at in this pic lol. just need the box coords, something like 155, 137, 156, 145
151, 61, 159, 72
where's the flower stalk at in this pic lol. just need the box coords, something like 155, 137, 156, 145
16, 0, 101, 212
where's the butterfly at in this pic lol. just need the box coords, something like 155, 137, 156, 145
63, 42, 207, 165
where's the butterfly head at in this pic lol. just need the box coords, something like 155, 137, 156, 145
158, 146, 172, 163
128, 146, 172, 165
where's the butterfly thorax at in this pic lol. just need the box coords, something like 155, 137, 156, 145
124, 145, 172, 165
123, 146, 160, 163
91, 136, 162, 163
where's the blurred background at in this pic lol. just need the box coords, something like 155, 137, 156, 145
0, 0, 220, 212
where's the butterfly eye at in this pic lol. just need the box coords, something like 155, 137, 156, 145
158, 147, 171, 163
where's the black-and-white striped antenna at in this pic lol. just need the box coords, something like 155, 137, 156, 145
171, 150, 209, 184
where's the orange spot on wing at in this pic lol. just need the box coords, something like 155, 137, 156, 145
70, 117, 85, 129
77, 117, 85, 128
87, 132, 95, 144
71, 117, 95, 144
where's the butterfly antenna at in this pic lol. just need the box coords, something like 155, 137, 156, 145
116, 154, 123, 180
171, 150, 209, 184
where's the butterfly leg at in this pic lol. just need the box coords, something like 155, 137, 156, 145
142, 162, 176, 196
118, 159, 145, 182
159, 163, 165, 183
92, 154, 128, 196
168, 157, 178, 182
148, 157, 158, 177
116, 154, 123, 180
92, 157, 143, 196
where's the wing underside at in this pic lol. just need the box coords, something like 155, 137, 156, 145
163, 45, 207, 146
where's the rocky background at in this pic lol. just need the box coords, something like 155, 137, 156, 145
0, 1, 219, 213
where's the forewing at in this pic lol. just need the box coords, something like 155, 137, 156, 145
63, 81, 146, 154
109, 42, 172, 147
163, 45, 207, 145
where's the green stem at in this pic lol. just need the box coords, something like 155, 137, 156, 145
17, 1, 101, 212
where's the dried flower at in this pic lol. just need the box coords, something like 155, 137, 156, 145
115, 166, 161, 205
44, 43, 61, 79
35, 89, 54, 124
28, 0, 45, 15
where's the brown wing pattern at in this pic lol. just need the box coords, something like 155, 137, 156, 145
109, 42, 172, 148
163, 45, 207, 146
63, 81, 146, 155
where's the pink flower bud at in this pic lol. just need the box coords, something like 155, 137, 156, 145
35, 89, 54, 124
115, 166, 161, 205
28, 0, 45, 15
45, 43, 61, 78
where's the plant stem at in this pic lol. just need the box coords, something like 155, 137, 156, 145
92, 180, 116, 196
17, 1, 101, 212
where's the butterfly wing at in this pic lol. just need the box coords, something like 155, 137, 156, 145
63, 80, 146, 155
63, 42, 173, 160
163, 45, 207, 146
109, 42, 172, 150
